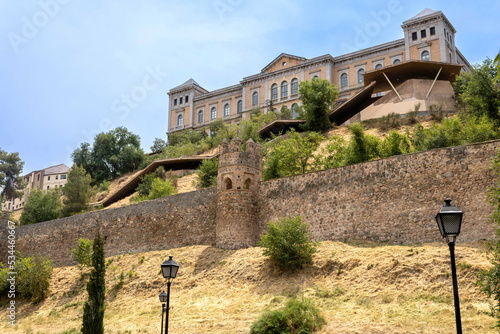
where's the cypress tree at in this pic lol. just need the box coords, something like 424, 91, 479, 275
82, 233, 106, 334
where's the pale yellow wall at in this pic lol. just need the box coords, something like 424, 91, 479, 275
266, 56, 304, 74
44, 173, 68, 191
194, 92, 243, 126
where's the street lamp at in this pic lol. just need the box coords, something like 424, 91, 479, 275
160, 256, 179, 334
435, 199, 463, 334
159, 291, 168, 334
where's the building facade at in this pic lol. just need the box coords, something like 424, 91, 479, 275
167, 8, 470, 134
2, 164, 70, 211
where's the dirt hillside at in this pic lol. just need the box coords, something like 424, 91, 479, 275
1, 240, 495, 333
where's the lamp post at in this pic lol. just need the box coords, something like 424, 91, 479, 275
435, 199, 463, 334
160, 256, 179, 334
159, 291, 168, 334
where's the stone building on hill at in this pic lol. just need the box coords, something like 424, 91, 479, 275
167, 8, 470, 134
2, 163, 70, 212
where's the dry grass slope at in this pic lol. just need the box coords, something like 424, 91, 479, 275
0, 240, 496, 333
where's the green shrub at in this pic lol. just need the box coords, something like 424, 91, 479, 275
197, 158, 218, 188
461, 115, 499, 143
72, 238, 93, 268
0, 264, 9, 297
380, 130, 412, 158
250, 297, 326, 334
16, 254, 53, 302
20, 188, 62, 225
147, 178, 176, 200
98, 181, 110, 192
345, 123, 380, 165
258, 216, 318, 271
379, 112, 400, 130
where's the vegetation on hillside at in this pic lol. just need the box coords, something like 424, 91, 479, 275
20, 188, 62, 225
0, 147, 25, 206
299, 77, 338, 132
82, 234, 106, 334
258, 216, 319, 271
72, 127, 144, 185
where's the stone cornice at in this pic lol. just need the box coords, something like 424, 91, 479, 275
241, 55, 334, 86
192, 84, 242, 103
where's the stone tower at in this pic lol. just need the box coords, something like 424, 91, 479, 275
216, 138, 262, 249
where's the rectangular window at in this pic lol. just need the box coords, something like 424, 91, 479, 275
174, 98, 177, 106
185, 95, 189, 103
61, 175, 67, 180
48, 176, 50, 181
412, 32, 417, 41
47, 186, 49, 190
421, 29, 426, 38
430, 27, 435, 35
56, 175, 59, 180
180, 97, 183, 104
37, 174, 40, 181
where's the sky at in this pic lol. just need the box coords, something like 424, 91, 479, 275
0, 0, 499, 175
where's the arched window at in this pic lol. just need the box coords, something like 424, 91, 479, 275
312, 75, 319, 80
340, 73, 348, 88
211, 107, 217, 120
244, 178, 251, 190
177, 114, 183, 126
357, 69, 365, 84
281, 81, 288, 98
224, 103, 230, 116
393, 59, 401, 64
271, 84, 278, 100
237, 100, 243, 113
252, 91, 259, 106
375, 64, 383, 70
291, 103, 299, 119
421, 51, 430, 61
291, 78, 299, 95
198, 110, 204, 123
224, 177, 232, 190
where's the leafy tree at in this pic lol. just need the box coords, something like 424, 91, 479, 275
20, 188, 62, 225
299, 78, 338, 132
198, 158, 218, 188
0, 148, 25, 203
278, 105, 293, 120
82, 234, 105, 334
495, 52, 500, 82
72, 127, 144, 185
15, 254, 52, 303
453, 58, 500, 122
72, 238, 93, 268
71, 142, 93, 178
62, 165, 92, 217
150, 138, 168, 154
263, 129, 324, 179
345, 123, 380, 165
250, 297, 326, 334
258, 216, 319, 271
167, 129, 206, 147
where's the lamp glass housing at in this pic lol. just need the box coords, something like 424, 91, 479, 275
159, 291, 168, 303
161, 256, 180, 279
435, 199, 463, 238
